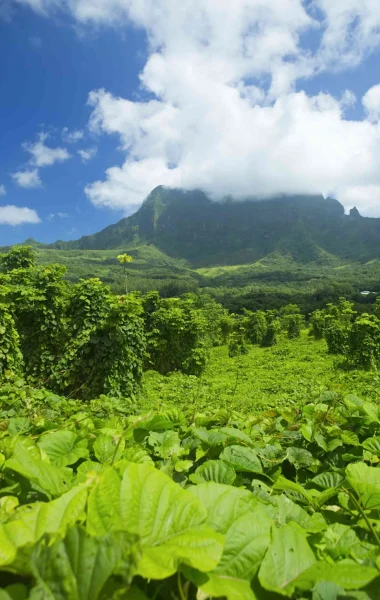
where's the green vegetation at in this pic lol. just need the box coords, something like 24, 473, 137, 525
2, 245, 380, 598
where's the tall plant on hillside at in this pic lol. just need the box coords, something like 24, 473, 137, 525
117, 253, 133, 295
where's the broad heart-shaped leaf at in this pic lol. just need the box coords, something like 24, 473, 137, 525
122, 446, 153, 464
189, 460, 236, 485
346, 462, 380, 509
259, 522, 316, 596
273, 475, 313, 505
294, 561, 378, 592
86, 468, 121, 536
362, 436, 380, 455
186, 483, 272, 600
320, 524, 360, 560
286, 447, 314, 470
219, 427, 254, 447
4, 442, 70, 499
0, 485, 87, 572
93, 434, 125, 464
97, 463, 224, 580
37, 431, 89, 467
30, 526, 139, 600
341, 431, 360, 446
311, 472, 344, 490
219, 445, 263, 473
148, 430, 182, 458
265, 495, 326, 533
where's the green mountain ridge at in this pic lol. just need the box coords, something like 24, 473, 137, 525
47, 186, 379, 267
5, 186, 380, 310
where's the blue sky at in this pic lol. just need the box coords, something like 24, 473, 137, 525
0, 5, 146, 244
3, 1, 380, 245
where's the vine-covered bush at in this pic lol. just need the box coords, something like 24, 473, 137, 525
53, 279, 146, 399
348, 313, 380, 370
1, 259, 68, 384
261, 311, 281, 347
143, 294, 211, 375
0, 303, 23, 376
244, 310, 267, 345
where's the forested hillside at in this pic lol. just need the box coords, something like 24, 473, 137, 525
11, 187, 380, 312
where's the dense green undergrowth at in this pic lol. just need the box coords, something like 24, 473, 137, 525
1, 378, 380, 598
141, 332, 380, 415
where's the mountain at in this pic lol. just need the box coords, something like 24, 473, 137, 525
49, 186, 380, 267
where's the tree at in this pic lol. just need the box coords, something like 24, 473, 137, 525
0, 245, 35, 272
117, 253, 133, 295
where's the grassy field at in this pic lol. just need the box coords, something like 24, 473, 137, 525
141, 330, 380, 414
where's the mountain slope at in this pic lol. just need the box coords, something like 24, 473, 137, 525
49, 186, 380, 267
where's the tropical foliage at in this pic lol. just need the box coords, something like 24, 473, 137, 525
0, 382, 379, 598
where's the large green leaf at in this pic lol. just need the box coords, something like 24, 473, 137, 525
4, 442, 70, 499
93, 434, 125, 464
220, 445, 262, 473
219, 427, 254, 446
259, 522, 316, 596
294, 561, 378, 591
0, 485, 87, 572
37, 431, 89, 467
320, 524, 361, 560
286, 447, 314, 470
346, 462, 380, 509
187, 483, 271, 599
86, 468, 121, 536
267, 495, 326, 533
362, 436, 380, 455
30, 526, 139, 600
91, 463, 224, 579
189, 460, 236, 485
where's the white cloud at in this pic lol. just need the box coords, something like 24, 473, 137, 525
11, 168, 42, 188
362, 84, 380, 123
62, 127, 84, 143
0, 205, 40, 225
47, 211, 68, 221
0, 184, 6, 196
77, 147, 97, 162
12, 0, 380, 215
24, 133, 70, 167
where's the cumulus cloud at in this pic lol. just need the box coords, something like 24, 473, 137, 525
11, 168, 42, 188
0, 205, 40, 225
77, 147, 97, 162
24, 132, 70, 167
0, 184, 6, 196
62, 127, 84, 143
362, 85, 380, 123
12, 0, 380, 215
